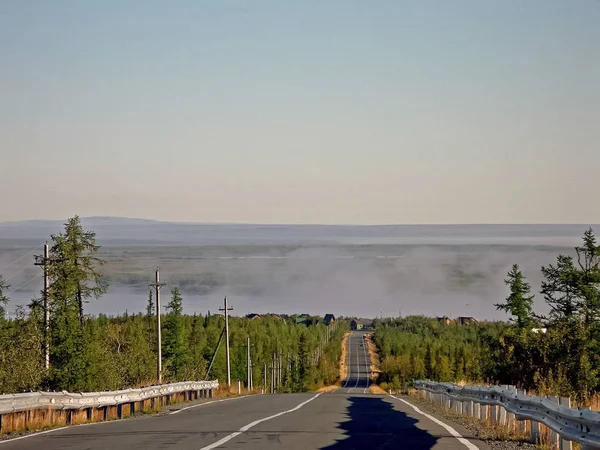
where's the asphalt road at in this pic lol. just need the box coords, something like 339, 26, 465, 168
334, 331, 371, 394
0, 332, 488, 449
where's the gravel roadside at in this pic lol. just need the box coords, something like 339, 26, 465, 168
401, 393, 539, 450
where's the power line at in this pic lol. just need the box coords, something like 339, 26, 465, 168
0, 243, 45, 273
6, 273, 43, 293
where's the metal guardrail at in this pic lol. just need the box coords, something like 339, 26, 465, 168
0, 380, 219, 415
414, 380, 600, 449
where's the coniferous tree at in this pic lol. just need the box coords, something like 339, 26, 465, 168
574, 228, 600, 328
163, 287, 188, 379
45, 216, 107, 390
424, 344, 433, 379
541, 255, 580, 322
495, 264, 535, 328
0, 274, 9, 322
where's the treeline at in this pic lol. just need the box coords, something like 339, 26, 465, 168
0, 216, 346, 394
375, 228, 600, 401
373, 316, 507, 392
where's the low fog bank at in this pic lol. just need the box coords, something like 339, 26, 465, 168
2, 243, 576, 320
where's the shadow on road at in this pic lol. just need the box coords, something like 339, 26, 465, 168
321, 396, 438, 450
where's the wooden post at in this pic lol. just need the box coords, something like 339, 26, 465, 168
517, 389, 527, 436
481, 404, 488, 421
490, 404, 498, 424
548, 396, 560, 448
559, 397, 572, 450
507, 386, 516, 432
464, 400, 473, 416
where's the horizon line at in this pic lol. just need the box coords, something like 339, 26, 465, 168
1, 215, 599, 228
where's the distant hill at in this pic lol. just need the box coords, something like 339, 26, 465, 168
0, 217, 597, 247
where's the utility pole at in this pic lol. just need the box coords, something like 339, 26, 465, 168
245, 335, 251, 389
264, 362, 267, 393
279, 349, 283, 387
34, 243, 50, 370
271, 353, 275, 393
150, 269, 166, 383
219, 297, 233, 387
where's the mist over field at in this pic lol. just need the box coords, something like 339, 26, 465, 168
1, 219, 597, 320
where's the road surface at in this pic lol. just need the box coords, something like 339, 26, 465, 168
334, 331, 371, 394
0, 332, 488, 449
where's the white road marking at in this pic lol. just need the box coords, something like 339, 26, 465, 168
197, 393, 322, 450
342, 333, 351, 390
363, 335, 370, 394
0, 426, 72, 445
389, 395, 480, 450
348, 335, 361, 393
170, 394, 252, 415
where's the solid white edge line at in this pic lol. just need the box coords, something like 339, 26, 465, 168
363, 335, 370, 394
0, 426, 72, 445
197, 393, 322, 450
342, 333, 351, 389
348, 334, 360, 393
0, 395, 254, 445
389, 395, 480, 450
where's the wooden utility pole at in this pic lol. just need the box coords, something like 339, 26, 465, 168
247, 335, 251, 389
150, 269, 165, 383
34, 243, 50, 370
219, 297, 233, 387
263, 362, 267, 393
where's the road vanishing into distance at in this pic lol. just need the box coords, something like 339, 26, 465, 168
1, 332, 488, 450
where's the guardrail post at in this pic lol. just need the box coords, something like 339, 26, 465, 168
209, 389, 213, 399
445, 395, 451, 410
548, 396, 560, 449
507, 386, 516, 432
517, 389, 527, 436
474, 402, 480, 419
67, 410, 73, 425
86, 408, 92, 421
490, 403, 498, 424
481, 404, 488, 422
117, 404, 123, 420
103, 406, 109, 421
464, 400, 473, 416
195, 390, 199, 400
559, 397, 572, 450
166, 394, 171, 405
0, 414, 3, 432
129, 402, 135, 416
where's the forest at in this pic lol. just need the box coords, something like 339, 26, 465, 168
0, 216, 346, 394
374, 228, 600, 402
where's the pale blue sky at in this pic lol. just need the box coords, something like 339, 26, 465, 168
1, 1, 599, 224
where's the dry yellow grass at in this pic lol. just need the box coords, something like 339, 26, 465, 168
369, 385, 387, 395
317, 385, 340, 393
340, 332, 351, 381
364, 333, 381, 383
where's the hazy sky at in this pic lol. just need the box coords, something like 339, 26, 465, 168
1, 1, 599, 224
